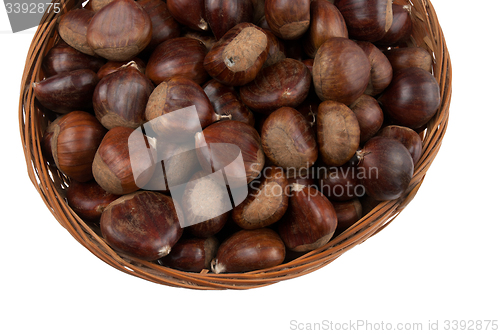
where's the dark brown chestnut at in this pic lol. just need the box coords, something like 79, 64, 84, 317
378, 125, 423, 165
93, 62, 154, 130
100, 191, 183, 261
375, 4, 412, 46
66, 180, 120, 222
203, 79, 255, 126
304, 0, 348, 58
160, 237, 218, 272
33, 69, 98, 114
313, 37, 371, 105
278, 184, 337, 252
205, 0, 254, 40
42, 41, 106, 77
318, 165, 360, 201
350, 94, 384, 143
48, 111, 106, 182
265, 0, 310, 40
261, 107, 318, 170
92, 127, 157, 195
378, 67, 441, 129
195, 120, 265, 184
356, 41, 393, 96
336, 0, 393, 42
166, 0, 208, 31
146, 37, 209, 86
211, 228, 286, 273
232, 166, 289, 229
356, 136, 414, 201
58, 9, 96, 56
317, 101, 360, 167
204, 23, 270, 86
87, 0, 152, 61
240, 58, 311, 114
383, 47, 433, 73
331, 198, 363, 235
96, 57, 146, 80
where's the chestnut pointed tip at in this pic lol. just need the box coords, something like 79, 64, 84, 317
211, 258, 225, 274
158, 245, 171, 258
291, 183, 306, 192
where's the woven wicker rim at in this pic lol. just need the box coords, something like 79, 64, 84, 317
19, 0, 452, 290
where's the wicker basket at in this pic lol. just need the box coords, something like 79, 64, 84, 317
19, 0, 452, 290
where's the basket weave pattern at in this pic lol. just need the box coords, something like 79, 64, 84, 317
19, 0, 452, 290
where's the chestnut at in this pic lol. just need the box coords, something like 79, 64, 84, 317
58, 9, 96, 56
33, 69, 98, 114
317, 101, 360, 167
375, 4, 412, 46
195, 120, 265, 184
356, 136, 414, 201
96, 57, 146, 80
203, 79, 255, 126
378, 125, 423, 165
261, 107, 318, 170
262, 29, 286, 68
356, 41, 393, 96
100, 191, 183, 261
211, 228, 286, 273
92, 127, 157, 195
87, 0, 152, 61
278, 184, 337, 252
318, 165, 360, 201
66, 180, 120, 222
378, 67, 441, 129
204, 23, 270, 86
383, 47, 433, 73
336, 0, 393, 42
166, 0, 208, 31
239, 58, 311, 114
93, 62, 154, 130
42, 41, 106, 77
312, 37, 371, 105
160, 237, 219, 272
304, 0, 348, 58
47, 111, 106, 182
350, 94, 384, 143
331, 198, 363, 235
205, 0, 254, 40
232, 166, 289, 229
265, 0, 310, 40
146, 37, 208, 86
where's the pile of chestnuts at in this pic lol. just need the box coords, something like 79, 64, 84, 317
37, 0, 440, 274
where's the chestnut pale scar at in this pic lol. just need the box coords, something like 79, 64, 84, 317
223, 27, 267, 72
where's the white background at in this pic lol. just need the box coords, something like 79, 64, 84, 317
1, 1, 499, 333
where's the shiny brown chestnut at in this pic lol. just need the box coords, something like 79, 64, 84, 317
195, 120, 265, 184
278, 184, 337, 252
350, 94, 384, 143
375, 4, 412, 46
240, 58, 311, 114
93, 62, 154, 130
33, 69, 98, 114
87, 0, 152, 61
92, 127, 157, 195
313, 37, 371, 105
304, 0, 348, 58
232, 166, 289, 229
166, 0, 208, 31
356, 41, 393, 96
265, 0, 310, 40
100, 191, 183, 261
96, 58, 146, 80
378, 125, 423, 165
262, 29, 286, 68
66, 180, 120, 222
331, 198, 363, 235
48, 111, 106, 182
336, 0, 393, 42
356, 136, 414, 201
160, 237, 218, 272
211, 228, 286, 273
317, 101, 360, 167
318, 165, 359, 201
378, 67, 441, 129
58, 9, 96, 56
204, 23, 270, 86
42, 41, 106, 77
205, 0, 254, 40
203, 79, 255, 126
261, 107, 318, 170
383, 47, 433, 73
